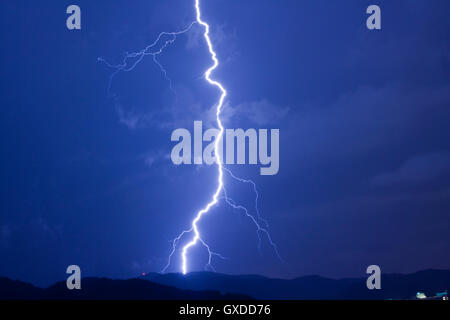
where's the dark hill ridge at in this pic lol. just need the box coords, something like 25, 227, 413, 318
1, 269, 449, 300
0, 277, 250, 300
0, 277, 44, 299
144, 269, 450, 300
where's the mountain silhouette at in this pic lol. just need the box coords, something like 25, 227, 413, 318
144, 269, 450, 300
1, 269, 449, 300
0, 277, 250, 300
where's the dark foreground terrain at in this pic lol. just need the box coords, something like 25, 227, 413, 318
144, 269, 450, 300
0, 277, 249, 300
1, 269, 448, 300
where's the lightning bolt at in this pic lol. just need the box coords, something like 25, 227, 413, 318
100, 0, 282, 275
177, 0, 228, 275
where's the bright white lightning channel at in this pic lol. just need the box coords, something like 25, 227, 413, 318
178, 0, 227, 275
99, 0, 281, 275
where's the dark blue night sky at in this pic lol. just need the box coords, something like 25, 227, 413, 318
1, 0, 450, 287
